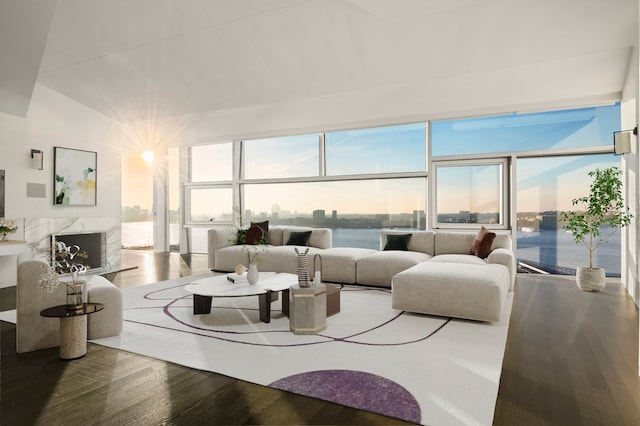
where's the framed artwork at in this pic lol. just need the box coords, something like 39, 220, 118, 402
53, 147, 97, 206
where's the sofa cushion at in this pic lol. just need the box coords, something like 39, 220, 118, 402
429, 254, 488, 266
268, 228, 284, 246
214, 245, 251, 271
392, 262, 510, 322
383, 233, 412, 251
259, 245, 325, 274
286, 230, 312, 246
435, 232, 477, 255
357, 250, 432, 287
318, 247, 377, 284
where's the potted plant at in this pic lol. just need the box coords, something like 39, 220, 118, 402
0, 218, 18, 241
560, 166, 632, 292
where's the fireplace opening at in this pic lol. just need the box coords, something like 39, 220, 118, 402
50, 231, 107, 274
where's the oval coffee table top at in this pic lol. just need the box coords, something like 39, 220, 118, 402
184, 272, 297, 297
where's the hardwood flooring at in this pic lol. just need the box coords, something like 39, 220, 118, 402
1, 250, 639, 425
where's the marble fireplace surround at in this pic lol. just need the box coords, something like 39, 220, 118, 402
24, 217, 121, 274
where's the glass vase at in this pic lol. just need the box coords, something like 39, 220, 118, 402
66, 282, 85, 310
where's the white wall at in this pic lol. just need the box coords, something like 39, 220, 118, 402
0, 83, 123, 286
621, 43, 639, 307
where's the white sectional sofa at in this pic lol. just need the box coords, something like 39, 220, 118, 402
207, 226, 516, 322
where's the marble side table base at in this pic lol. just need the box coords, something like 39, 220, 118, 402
40, 303, 104, 360
290, 284, 327, 335
60, 315, 88, 360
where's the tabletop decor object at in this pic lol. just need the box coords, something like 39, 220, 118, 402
39, 241, 89, 310
295, 247, 311, 287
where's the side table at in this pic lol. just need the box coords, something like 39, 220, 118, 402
40, 303, 104, 360
289, 284, 327, 335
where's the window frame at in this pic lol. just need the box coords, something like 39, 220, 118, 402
431, 157, 510, 230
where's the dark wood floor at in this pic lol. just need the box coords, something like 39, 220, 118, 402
1, 251, 639, 425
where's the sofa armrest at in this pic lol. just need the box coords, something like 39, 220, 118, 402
208, 228, 236, 270
487, 248, 516, 291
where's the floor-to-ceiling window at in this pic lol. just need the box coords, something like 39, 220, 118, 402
516, 154, 620, 275
185, 142, 234, 253
182, 103, 623, 276
121, 151, 154, 249
241, 123, 428, 249
431, 103, 621, 275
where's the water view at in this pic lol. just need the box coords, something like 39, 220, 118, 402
122, 222, 623, 277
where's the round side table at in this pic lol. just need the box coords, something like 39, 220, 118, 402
40, 303, 104, 360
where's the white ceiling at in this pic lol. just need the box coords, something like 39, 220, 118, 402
1, 0, 638, 123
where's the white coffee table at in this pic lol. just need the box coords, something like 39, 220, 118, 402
184, 272, 297, 323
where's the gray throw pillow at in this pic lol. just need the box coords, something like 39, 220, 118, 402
384, 233, 412, 251
286, 230, 312, 246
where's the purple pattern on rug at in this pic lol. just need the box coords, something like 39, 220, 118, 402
125, 284, 452, 349
270, 369, 421, 423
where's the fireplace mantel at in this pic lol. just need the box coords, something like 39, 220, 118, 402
24, 217, 121, 274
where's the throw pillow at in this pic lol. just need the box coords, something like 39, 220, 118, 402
251, 220, 270, 244
286, 230, 312, 246
470, 226, 489, 254
473, 231, 496, 258
244, 225, 265, 245
383, 233, 412, 251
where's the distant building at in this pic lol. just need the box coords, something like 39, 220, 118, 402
313, 209, 325, 221
541, 211, 558, 230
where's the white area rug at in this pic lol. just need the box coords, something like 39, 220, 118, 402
3, 273, 513, 425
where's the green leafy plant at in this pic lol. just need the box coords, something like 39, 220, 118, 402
560, 166, 632, 270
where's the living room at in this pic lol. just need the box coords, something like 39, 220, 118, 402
1, 1, 639, 425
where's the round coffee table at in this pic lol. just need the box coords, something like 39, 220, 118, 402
40, 303, 104, 360
184, 272, 297, 323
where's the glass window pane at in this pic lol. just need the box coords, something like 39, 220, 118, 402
326, 123, 426, 175
244, 178, 426, 249
168, 147, 180, 252
121, 151, 153, 249
244, 134, 319, 179
516, 155, 621, 276
191, 143, 232, 182
435, 163, 502, 225
432, 103, 620, 156
187, 187, 232, 223
188, 228, 208, 254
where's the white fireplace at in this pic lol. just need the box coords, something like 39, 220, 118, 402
24, 217, 121, 274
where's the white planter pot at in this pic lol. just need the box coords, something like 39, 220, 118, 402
576, 267, 606, 292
